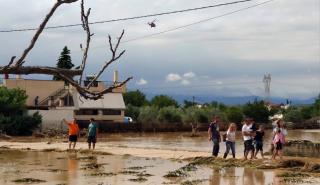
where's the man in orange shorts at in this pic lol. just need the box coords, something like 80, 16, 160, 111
63, 118, 79, 149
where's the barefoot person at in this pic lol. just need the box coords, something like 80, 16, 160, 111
87, 118, 98, 150
208, 116, 221, 157
223, 123, 236, 159
254, 125, 265, 159
63, 118, 79, 149
271, 127, 285, 160
242, 118, 254, 160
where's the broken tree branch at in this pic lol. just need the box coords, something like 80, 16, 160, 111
0, 66, 82, 76
78, 0, 92, 84
14, 0, 78, 67
85, 30, 125, 89
2, 0, 131, 100
56, 70, 132, 100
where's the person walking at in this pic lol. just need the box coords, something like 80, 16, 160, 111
87, 118, 98, 150
242, 118, 255, 160
271, 119, 287, 153
208, 116, 221, 157
254, 125, 265, 159
63, 118, 79, 150
271, 127, 285, 160
223, 123, 237, 159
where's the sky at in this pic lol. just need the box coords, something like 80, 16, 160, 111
0, 0, 319, 100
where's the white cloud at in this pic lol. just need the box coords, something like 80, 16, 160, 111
181, 79, 190, 85
183, 72, 195, 78
136, 78, 148, 85
166, 73, 182, 82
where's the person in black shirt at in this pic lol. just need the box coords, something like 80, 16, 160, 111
208, 116, 221, 157
254, 125, 265, 159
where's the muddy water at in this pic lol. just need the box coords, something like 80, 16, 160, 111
0, 150, 280, 185
1, 130, 320, 185
92, 129, 320, 155
11, 130, 320, 156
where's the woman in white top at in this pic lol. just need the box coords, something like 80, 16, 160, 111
223, 123, 237, 159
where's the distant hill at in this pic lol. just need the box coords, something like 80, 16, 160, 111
145, 93, 316, 105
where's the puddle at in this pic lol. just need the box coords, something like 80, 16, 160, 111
1, 149, 318, 185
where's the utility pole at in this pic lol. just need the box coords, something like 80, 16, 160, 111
263, 74, 271, 103
192, 96, 195, 107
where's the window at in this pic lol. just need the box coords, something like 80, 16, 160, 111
84, 80, 98, 87
102, 109, 121, 115
75, 109, 99, 115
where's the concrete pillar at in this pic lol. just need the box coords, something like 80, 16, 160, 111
59, 98, 64, 107
113, 70, 119, 84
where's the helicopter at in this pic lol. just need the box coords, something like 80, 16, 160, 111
148, 19, 157, 28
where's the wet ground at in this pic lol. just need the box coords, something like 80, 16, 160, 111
10, 129, 320, 155
0, 149, 292, 185
1, 130, 320, 185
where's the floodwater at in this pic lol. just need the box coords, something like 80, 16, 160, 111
1, 130, 319, 184
0, 149, 283, 185
12, 130, 320, 155
89, 129, 320, 155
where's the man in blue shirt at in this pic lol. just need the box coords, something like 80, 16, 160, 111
87, 118, 98, 150
208, 116, 221, 157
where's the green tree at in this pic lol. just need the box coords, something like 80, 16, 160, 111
226, 107, 243, 126
311, 95, 320, 117
284, 107, 303, 123
125, 105, 140, 121
300, 106, 313, 120
123, 90, 148, 107
150, 95, 178, 108
138, 106, 158, 124
0, 87, 41, 135
53, 46, 74, 81
157, 106, 182, 123
183, 100, 194, 108
242, 100, 270, 123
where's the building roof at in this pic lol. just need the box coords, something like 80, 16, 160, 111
74, 93, 125, 110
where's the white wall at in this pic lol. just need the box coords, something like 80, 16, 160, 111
28, 109, 74, 132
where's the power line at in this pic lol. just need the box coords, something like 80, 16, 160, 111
0, 0, 256, 33
131, 81, 261, 90
121, 0, 274, 43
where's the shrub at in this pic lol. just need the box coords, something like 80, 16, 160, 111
125, 104, 140, 121
242, 100, 270, 123
0, 87, 41, 135
0, 112, 41, 136
150, 95, 178, 108
157, 106, 182, 123
138, 106, 158, 124
284, 107, 303, 124
226, 107, 243, 126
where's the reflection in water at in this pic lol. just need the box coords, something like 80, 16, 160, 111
67, 153, 78, 185
210, 169, 221, 185
209, 167, 275, 185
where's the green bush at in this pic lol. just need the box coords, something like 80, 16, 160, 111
138, 106, 158, 124
242, 100, 270, 123
0, 112, 41, 136
284, 107, 303, 124
123, 90, 149, 107
182, 107, 209, 124
226, 107, 243, 125
125, 104, 140, 121
150, 95, 179, 108
0, 87, 41, 135
157, 106, 182, 123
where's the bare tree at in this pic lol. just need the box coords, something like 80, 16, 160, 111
0, 0, 132, 100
